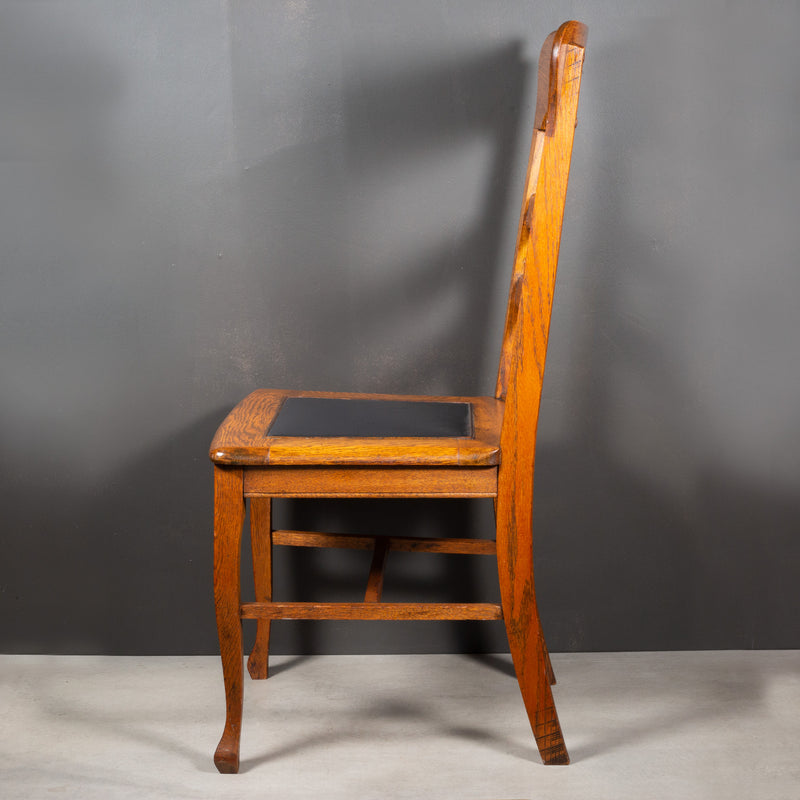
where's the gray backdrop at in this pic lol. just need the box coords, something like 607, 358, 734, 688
2, 1, 798, 655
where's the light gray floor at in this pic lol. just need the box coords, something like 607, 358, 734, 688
1, 651, 798, 799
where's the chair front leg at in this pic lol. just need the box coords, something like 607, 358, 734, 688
213, 466, 245, 773
247, 497, 273, 680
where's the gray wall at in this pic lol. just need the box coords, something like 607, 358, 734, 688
1, 1, 798, 655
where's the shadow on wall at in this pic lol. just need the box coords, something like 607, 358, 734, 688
228, 39, 528, 396
0, 26, 529, 655
532, 15, 800, 652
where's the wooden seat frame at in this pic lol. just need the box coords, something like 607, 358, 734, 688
210, 20, 587, 774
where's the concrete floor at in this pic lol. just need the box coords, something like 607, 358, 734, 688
1, 651, 798, 799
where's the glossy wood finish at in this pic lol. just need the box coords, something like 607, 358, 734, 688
210, 20, 586, 773
211, 390, 502, 467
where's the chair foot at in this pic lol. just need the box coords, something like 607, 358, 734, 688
533, 702, 570, 764
510, 639, 569, 764
214, 727, 241, 773
495, 492, 569, 764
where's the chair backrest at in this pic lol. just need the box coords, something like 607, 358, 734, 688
496, 20, 587, 405
494, 22, 586, 551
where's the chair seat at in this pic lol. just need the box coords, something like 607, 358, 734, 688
210, 389, 502, 467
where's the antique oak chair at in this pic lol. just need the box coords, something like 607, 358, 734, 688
210, 20, 587, 773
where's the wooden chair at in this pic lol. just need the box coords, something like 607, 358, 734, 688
210, 20, 587, 774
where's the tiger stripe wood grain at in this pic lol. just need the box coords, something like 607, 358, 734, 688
210, 20, 587, 772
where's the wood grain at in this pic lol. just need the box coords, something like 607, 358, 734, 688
240, 602, 503, 621
272, 530, 497, 555
494, 20, 587, 765
212, 467, 245, 774
247, 498, 272, 680
243, 466, 497, 498
210, 390, 502, 467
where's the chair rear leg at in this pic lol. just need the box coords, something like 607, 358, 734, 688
213, 467, 246, 774
496, 500, 569, 764
247, 498, 273, 680
544, 641, 556, 685
505, 618, 568, 764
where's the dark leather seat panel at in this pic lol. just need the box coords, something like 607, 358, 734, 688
267, 397, 473, 438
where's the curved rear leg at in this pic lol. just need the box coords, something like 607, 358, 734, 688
544, 641, 557, 685
506, 620, 569, 764
247, 498, 273, 680
496, 497, 569, 764
213, 467, 245, 773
